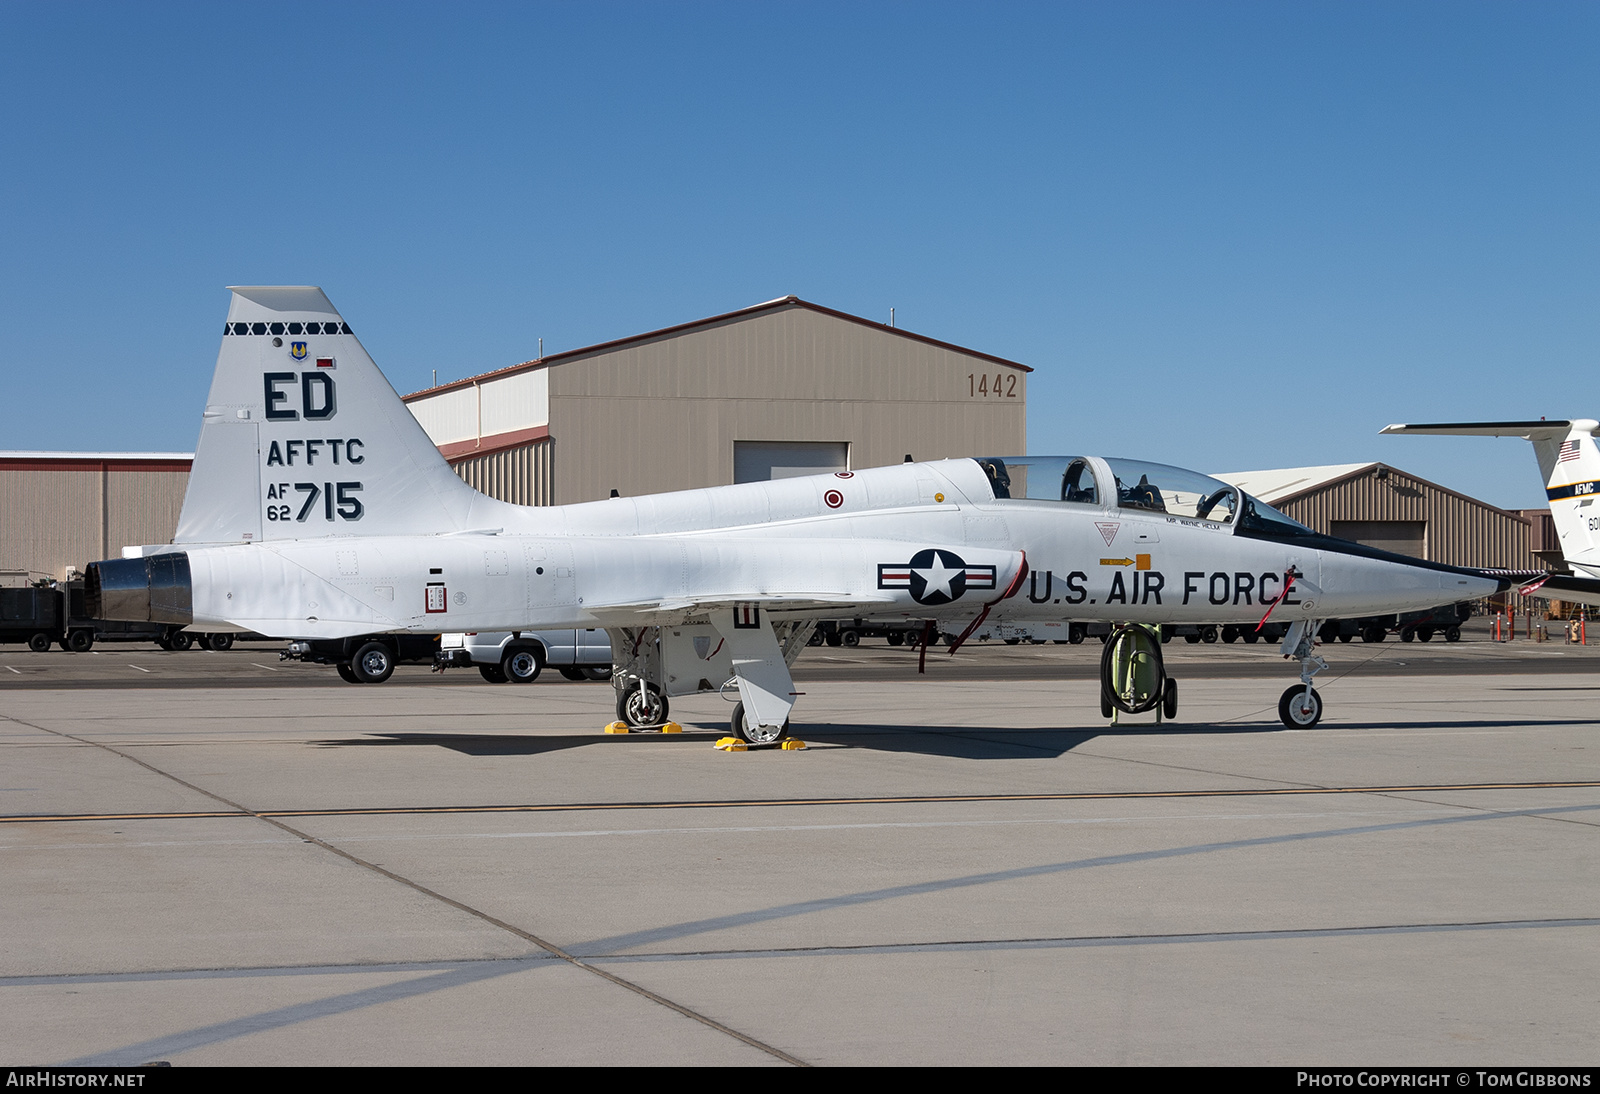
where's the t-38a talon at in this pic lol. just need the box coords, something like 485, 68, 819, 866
87, 287, 1586, 735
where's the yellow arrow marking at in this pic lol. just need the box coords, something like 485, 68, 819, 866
1100, 557, 1134, 566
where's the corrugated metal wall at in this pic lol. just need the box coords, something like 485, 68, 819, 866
0, 464, 190, 579
546, 305, 1027, 503
1275, 466, 1536, 570
448, 440, 555, 506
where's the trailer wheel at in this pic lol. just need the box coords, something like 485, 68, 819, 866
27, 632, 51, 653
1361, 625, 1385, 643
206, 633, 234, 651
808, 630, 824, 646
1200, 626, 1219, 644
67, 629, 94, 653
1444, 626, 1461, 642
840, 629, 860, 647
1069, 624, 1087, 645
168, 631, 193, 652
886, 632, 904, 647
1339, 633, 1353, 643
1417, 627, 1434, 642
1400, 628, 1415, 642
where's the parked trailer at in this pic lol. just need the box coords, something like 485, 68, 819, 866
0, 582, 221, 651
808, 619, 928, 648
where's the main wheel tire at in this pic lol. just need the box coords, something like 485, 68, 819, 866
479, 664, 508, 683
351, 641, 395, 684
502, 647, 542, 683
67, 629, 94, 652
27, 632, 50, 653
840, 629, 860, 647
558, 667, 586, 681
1445, 626, 1461, 642
730, 700, 789, 744
1417, 627, 1434, 643
1278, 685, 1323, 728
1162, 678, 1178, 720
336, 662, 359, 683
168, 631, 193, 652
616, 683, 669, 727
581, 665, 614, 682
206, 632, 235, 651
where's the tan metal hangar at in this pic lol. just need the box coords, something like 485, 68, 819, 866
1215, 462, 1552, 573
401, 295, 1030, 506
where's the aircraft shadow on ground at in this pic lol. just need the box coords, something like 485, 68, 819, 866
309, 713, 1589, 759
313, 722, 1285, 760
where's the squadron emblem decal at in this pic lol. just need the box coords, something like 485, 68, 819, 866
878, 548, 996, 606
290, 341, 308, 360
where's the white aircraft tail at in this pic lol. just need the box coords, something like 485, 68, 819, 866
174, 287, 504, 545
1380, 419, 1600, 575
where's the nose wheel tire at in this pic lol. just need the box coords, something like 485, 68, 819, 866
351, 641, 395, 684
1278, 685, 1323, 728
730, 701, 789, 744
616, 683, 669, 727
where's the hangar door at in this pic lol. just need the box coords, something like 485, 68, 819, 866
1329, 520, 1427, 559
734, 441, 850, 483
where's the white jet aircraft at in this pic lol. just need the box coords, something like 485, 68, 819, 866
86, 287, 1519, 734
1382, 419, 1600, 604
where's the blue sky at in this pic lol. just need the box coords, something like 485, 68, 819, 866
2, 2, 1595, 508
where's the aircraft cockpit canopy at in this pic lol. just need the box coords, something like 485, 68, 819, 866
972, 456, 1315, 538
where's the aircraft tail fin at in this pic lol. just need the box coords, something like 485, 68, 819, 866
1381, 419, 1600, 574
173, 287, 499, 545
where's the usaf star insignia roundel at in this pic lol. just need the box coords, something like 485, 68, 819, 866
878, 548, 998, 606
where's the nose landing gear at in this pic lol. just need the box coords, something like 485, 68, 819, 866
1278, 619, 1328, 728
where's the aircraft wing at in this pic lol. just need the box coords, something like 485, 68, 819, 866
585, 591, 898, 621
1381, 421, 1580, 439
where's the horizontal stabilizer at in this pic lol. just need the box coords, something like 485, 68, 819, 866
1527, 575, 1600, 609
